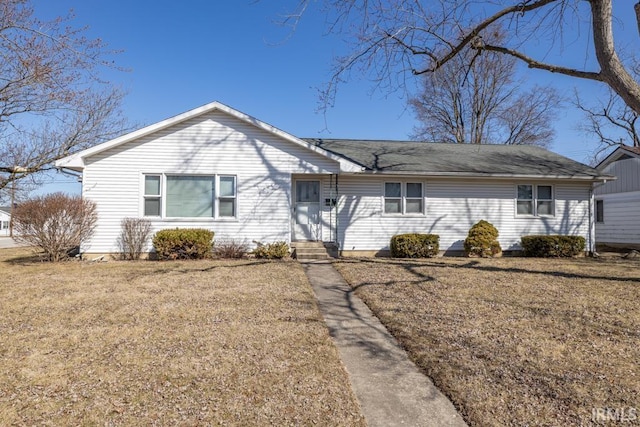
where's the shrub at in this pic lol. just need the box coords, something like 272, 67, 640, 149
12, 193, 97, 262
521, 235, 586, 257
390, 233, 439, 258
152, 228, 214, 260
213, 239, 249, 259
117, 218, 152, 260
464, 220, 502, 257
252, 241, 290, 259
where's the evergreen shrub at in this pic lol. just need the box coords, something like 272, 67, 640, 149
521, 235, 586, 257
390, 233, 439, 258
152, 228, 214, 260
464, 220, 502, 257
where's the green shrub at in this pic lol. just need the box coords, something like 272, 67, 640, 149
521, 235, 586, 257
252, 241, 290, 259
464, 220, 502, 257
390, 233, 439, 258
152, 228, 214, 260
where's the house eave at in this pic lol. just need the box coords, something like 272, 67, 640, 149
340, 170, 615, 181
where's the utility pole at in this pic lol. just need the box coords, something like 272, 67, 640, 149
9, 175, 15, 238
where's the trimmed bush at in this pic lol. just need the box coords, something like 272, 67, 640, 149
252, 241, 290, 259
152, 228, 214, 260
390, 233, 439, 258
464, 220, 502, 257
521, 235, 586, 257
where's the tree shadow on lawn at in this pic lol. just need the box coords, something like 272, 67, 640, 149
338, 257, 640, 284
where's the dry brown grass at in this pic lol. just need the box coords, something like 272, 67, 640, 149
335, 256, 640, 427
0, 248, 364, 426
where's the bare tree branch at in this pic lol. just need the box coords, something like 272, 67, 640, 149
286, 0, 640, 116
0, 0, 128, 194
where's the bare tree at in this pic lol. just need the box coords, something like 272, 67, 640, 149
286, 1, 640, 115
575, 88, 640, 161
0, 0, 127, 193
410, 30, 558, 146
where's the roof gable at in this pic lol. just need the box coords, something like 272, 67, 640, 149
596, 145, 640, 171
55, 101, 363, 172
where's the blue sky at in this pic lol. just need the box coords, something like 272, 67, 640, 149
31, 1, 637, 195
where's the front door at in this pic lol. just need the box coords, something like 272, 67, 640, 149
293, 180, 321, 241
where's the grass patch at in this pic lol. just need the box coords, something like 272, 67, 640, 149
0, 248, 364, 426
335, 257, 640, 426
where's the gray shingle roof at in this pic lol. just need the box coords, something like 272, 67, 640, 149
304, 139, 609, 179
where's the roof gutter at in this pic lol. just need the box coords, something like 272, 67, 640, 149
339, 170, 616, 181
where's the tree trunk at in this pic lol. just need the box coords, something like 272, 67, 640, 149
590, 0, 640, 114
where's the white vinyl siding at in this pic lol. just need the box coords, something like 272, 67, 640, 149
81, 110, 340, 253
337, 177, 590, 253
594, 157, 640, 245
595, 157, 640, 195
595, 190, 640, 245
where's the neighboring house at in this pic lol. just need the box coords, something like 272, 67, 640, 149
594, 145, 640, 248
0, 206, 11, 237
55, 101, 611, 256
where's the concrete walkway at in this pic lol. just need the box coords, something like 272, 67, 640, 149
302, 261, 468, 427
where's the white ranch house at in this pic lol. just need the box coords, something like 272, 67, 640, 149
56, 101, 611, 256
594, 146, 640, 248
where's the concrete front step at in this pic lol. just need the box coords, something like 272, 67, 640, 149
292, 241, 332, 261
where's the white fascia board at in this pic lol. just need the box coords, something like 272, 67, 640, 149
54, 101, 364, 173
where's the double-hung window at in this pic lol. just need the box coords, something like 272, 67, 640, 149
516, 184, 554, 217
143, 174, 237, 219
218, 176, 236, 217
384, 182, 424, 215
144, 175, 162, 216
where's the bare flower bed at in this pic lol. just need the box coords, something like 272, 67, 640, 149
0, 248, 364, 426
335, 257, 640, 426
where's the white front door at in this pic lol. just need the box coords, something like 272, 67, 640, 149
293, 180, 321, 241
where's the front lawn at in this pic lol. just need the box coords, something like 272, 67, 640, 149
335, 257, 640, 426
0, 248, 364, 426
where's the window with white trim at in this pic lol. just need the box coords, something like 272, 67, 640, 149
143, 174, 237, 219
144, 175, 161, 216
516, 184, 554, 217
218, 176, 236, 217
1, 221, 8, 230
384, 182, 424, 214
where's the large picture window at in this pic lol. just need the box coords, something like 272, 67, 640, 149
166, 176, 215, 217
516, 184, 554, 217
143, 174, 237, 219
384, 182, 424, 215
